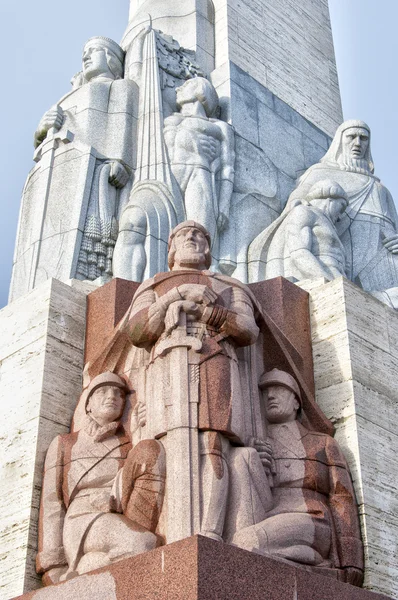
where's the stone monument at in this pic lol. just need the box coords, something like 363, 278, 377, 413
37, 223, 365, 585
1, 1, 398, 600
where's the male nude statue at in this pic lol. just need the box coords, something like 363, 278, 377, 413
164, 77, 235, 243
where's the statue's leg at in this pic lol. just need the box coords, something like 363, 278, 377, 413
113, 205, 147, 281
199, 431, 230, 541
223, 446, 273, 542
121, 439, 166, 533
80, 513, 159, 575
232, 513, 331, 566
184, 169, 217, 243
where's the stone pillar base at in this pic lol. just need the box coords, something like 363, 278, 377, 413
13, 536, 391, 600
299, 277, 398, 598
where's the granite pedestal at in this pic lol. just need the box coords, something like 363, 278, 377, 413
13, 536, 391, 600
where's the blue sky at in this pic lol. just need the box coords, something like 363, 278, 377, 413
0, 0, 396, 309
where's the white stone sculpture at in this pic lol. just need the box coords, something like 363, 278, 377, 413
10, 37, 139, 300
112, 27, 207, 284
113, 31, 235, 283
163, 77, 235, 248
250, 180, 348, 282
248, 120, 398, 308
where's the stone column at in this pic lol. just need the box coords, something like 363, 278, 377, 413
300, 277, 398, 599
0, 279, 90, 598
123, 0, 216, 75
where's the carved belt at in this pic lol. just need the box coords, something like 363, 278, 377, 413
186, 323, 219, 337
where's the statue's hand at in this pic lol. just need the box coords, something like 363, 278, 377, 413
109, 161, 130, 189
42, 566, 68, 586
198, 134, 218, 162
34, 106, 64, 147
251, 437, 273, 475
164, 300, 202, 334
382, 232, 398, 253
177, 284, 217, 306
343, 567, 364, 587
217, 212, 229, 233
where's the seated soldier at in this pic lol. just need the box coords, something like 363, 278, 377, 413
36, 372, 166, 585
231, 369, 364, 587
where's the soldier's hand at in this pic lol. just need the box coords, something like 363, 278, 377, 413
42, 566, 68, 586
177, 284, 217, 306
382, 232, 398, 253
109, 161, 130, 189
164, 301, 202, 334
251, 437, 273, 473
39, 106, 64, 132
34, 106, 64, 147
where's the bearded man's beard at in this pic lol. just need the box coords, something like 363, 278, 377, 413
340, 147, 372, 175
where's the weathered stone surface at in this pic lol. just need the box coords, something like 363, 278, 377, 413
299, 277, 398, 598
0, 279, 88, 598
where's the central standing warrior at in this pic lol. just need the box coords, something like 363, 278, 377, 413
124, 221, 259, 541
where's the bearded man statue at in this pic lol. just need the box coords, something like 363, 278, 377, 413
249, 120, 398, 307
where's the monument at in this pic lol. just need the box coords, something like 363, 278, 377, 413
1, 1, 397, 600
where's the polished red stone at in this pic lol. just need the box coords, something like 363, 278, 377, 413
14, 536, 391, 600
85, 278, 139, 365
